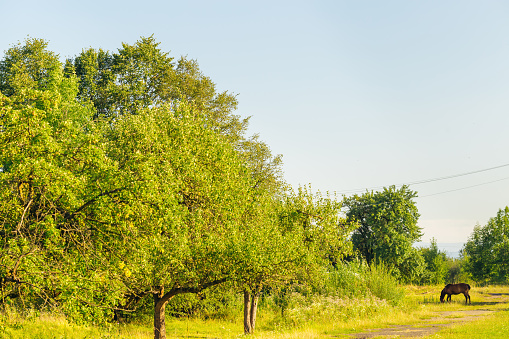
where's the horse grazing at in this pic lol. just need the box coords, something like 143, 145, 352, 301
440, 283, 471, 304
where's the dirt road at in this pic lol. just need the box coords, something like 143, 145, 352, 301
349, 292, 509, 338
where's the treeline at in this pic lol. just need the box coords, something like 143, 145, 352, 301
0, 37, 507, 339
0, 36, 354, 339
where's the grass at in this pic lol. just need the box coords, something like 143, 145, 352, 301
427, 310, 509, 339
2, 284, 509, 338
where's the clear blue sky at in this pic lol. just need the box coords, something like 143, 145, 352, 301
2, 0, 509, 244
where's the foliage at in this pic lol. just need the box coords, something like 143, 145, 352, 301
342, 185, 425, 282
419, 238, 449, 285
68, 36, 246, 140
1, 36, 360, 339
462, 207, 509, 284
0, 37, 117, 321
0, 37, 256, 335
318, 260, 404, 305
237, 186, 355, 333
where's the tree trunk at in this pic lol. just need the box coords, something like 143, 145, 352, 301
152, 279, 227, 338
154, 292, 168, 339
249, 289, 261, 332
243, 287, 262, 334
243, 289, 252, 334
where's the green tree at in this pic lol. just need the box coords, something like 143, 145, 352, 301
99, 102, 257, 339
1, 36, 357, 339
419, 238, 448, 285
342, 185, 424, 282
0, 38, 116, 318
238, 187, 355, 334
69, 36, 246, 140
462, 207, 509, 284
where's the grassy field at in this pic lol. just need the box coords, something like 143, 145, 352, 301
1, 285, 508, 338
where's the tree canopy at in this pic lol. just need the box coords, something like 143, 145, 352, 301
1, 36, 355, 339
342, 185, 424, 281
462, 207, 509, 284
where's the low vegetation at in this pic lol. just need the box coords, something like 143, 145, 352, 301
2, 275, 509, 338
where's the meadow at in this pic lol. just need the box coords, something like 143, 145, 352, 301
2, 284, 508, 339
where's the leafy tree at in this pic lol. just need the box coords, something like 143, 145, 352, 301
342, 185, 424, 281
68, 36, 247, 140
419, 238, 448, 285
238, 187, 355, 334
99, 102, 258, 339
1, 36, 357, 339
0, 38, 115, 318
462, 207, 509, 283
0, 38, 61, 96
0, 37, 304, 339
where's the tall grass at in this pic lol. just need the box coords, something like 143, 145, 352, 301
321, 260, 405, 305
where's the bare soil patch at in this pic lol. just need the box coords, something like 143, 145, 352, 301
348, 309, 493, 338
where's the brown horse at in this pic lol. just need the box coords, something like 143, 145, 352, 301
440, 283, 471, 304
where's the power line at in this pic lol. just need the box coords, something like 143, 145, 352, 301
418, 176, 509, 198
337, 163, 509, 195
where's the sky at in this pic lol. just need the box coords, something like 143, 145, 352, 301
2, 0, 509, 246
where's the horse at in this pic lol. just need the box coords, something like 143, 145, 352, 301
440, 283, 471, 304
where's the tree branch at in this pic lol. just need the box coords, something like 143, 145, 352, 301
71, 187, 125, 217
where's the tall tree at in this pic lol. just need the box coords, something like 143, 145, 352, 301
69, 36, 247, 140
462, 207, 509, 283
0, 38, 114, 315
342, 185, 424, 281
97, 101, 257, 339
1, 38, 256, 339
1, 36, 356, 339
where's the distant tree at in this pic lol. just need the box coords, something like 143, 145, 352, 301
419, 238, 448, 285
342, 185, 424, 282
462, 207, 509, 284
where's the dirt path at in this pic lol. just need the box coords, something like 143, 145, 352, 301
348, 309, 493, 338
348, 292, 509, 338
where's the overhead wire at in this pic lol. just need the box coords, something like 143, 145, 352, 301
418, 176, 509, 198
336, 163, 509, 196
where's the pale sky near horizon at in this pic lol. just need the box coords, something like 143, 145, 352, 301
2, 1, 509, 245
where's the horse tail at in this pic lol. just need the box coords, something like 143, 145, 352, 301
466, 284, 471, 291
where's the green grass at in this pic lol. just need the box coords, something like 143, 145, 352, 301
0, 313, 152, 339
2, 285, 509, 338
427, 310, 509, 338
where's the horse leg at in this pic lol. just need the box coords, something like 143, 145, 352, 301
447, 294, 451, 302
465, 292, 471, 304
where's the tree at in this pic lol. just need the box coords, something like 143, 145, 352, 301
462, 207, 509, 283
69, 35, 247, 140
97, 102, 258, 339
1, 36, 358, 339
1, 37, 300, 339
342, 185, 424, 281
419, 238, 448, 285
0, 38, 115, 318
237, 186, 355, 334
